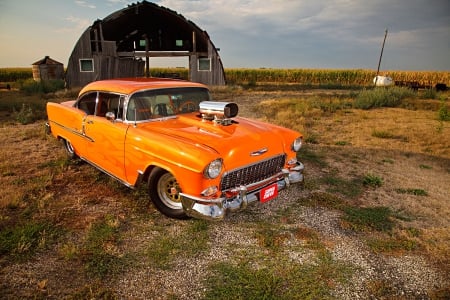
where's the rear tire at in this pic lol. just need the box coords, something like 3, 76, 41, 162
148, 168, 189, 219
62, 139, 77, 159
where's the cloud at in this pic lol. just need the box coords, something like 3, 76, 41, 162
75, 0, 96, 9
149, 0, 449, 69
54, 16, 91, 33
106, 0, 130, 5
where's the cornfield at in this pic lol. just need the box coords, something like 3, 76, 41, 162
0, 68, 32, 82
1, 67, 449, 87
223, 68, 450, 87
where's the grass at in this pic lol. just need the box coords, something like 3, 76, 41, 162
145, 219, 210, 269
0, 221, 60, 259
322, 174, 364, 199
301, 191, 346, 210
341, 206, 394, 232
0, 85, 449, 298
204, 250, 354, 300
82, 215, 127, 278
395, 188, 428, 196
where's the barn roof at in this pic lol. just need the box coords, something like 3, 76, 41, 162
32, 56, 63, 66
92, 1, 210, 53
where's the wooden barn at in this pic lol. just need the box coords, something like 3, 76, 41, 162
65, 1, 226, 88
32, 56, 64, 81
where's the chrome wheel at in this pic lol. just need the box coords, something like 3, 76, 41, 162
148, 168, 188, 219
63, 139, 77, 159
157, 172, 182, 210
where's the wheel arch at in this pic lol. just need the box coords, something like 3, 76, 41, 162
138, 164, 174, 188
136, 162, 202, 193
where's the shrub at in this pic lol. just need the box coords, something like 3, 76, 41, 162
372, 130, 395, 139
363, 173, 383, 187
354, 87, 415, 109
13, 103, 47, 124
19, 79, 65, 94
438, 100, 450, 121
420, 88, 437, 99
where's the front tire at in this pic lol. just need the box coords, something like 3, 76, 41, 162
148, 168, 189, 219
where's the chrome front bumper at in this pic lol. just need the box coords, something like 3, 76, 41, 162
180, 161, 304, 221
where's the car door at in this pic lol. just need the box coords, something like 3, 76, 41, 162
83, 92, 129, 183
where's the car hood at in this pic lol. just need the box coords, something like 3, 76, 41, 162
135, 114, 290, 169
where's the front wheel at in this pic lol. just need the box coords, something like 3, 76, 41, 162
148, 168, 189, 219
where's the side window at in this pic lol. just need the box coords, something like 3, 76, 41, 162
98, 92, 123, 120
76, 92, 97, 115
127, 96, 153, 121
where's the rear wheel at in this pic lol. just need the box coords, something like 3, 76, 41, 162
62, 139, 77, 159
148, 168, 189, 219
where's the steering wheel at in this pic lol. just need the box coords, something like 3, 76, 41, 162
179, 101, 196, 113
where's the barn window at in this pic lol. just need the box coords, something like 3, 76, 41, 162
198, 58, 211, 71
79, 59, 94, 72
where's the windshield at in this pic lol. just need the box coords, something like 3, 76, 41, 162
126, 87, 211, 122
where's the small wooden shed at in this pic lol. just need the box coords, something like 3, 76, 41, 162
32, 56, 64, 81
65, 1, 226, 88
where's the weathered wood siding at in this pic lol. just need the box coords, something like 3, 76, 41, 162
65, 2, 225, 88
66, 30, 144, 88
32, 56, 64, 81
189, 41, 226, 85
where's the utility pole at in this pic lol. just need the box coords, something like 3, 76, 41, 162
375, 28, 388, 86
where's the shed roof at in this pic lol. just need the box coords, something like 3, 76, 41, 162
32, 56, 63, 66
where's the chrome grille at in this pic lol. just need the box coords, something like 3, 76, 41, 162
220, 154, 286, 191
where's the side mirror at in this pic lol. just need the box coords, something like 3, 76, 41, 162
105, 111, 115, 121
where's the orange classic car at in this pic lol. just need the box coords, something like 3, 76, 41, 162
46, 78, 304, 220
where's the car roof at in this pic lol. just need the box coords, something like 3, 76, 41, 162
78, 78, 208, 96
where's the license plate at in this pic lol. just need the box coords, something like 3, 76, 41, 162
260, 183, 278, 203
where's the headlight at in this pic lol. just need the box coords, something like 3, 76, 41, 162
204, 158, 223, 179
291, 137, 302, 152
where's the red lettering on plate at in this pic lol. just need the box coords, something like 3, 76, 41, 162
260, 184, 278, 203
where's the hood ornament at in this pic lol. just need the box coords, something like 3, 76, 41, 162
250, 148, 268, 156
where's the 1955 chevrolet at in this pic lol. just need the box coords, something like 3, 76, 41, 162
46, 78, 304, 220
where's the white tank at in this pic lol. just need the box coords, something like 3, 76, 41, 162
373, 75, 393, 86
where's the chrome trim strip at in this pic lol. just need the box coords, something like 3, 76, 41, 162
48, 120, 94, 143
80, 157, 135, 189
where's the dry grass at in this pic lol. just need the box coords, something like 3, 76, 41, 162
253, 90, 450, 276
0, 87, 449, 298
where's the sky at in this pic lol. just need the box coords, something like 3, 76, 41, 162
0, 0, 449, 71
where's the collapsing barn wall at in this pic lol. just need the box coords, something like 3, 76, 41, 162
65, 30, 145, 88
65, 1, 225, 88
